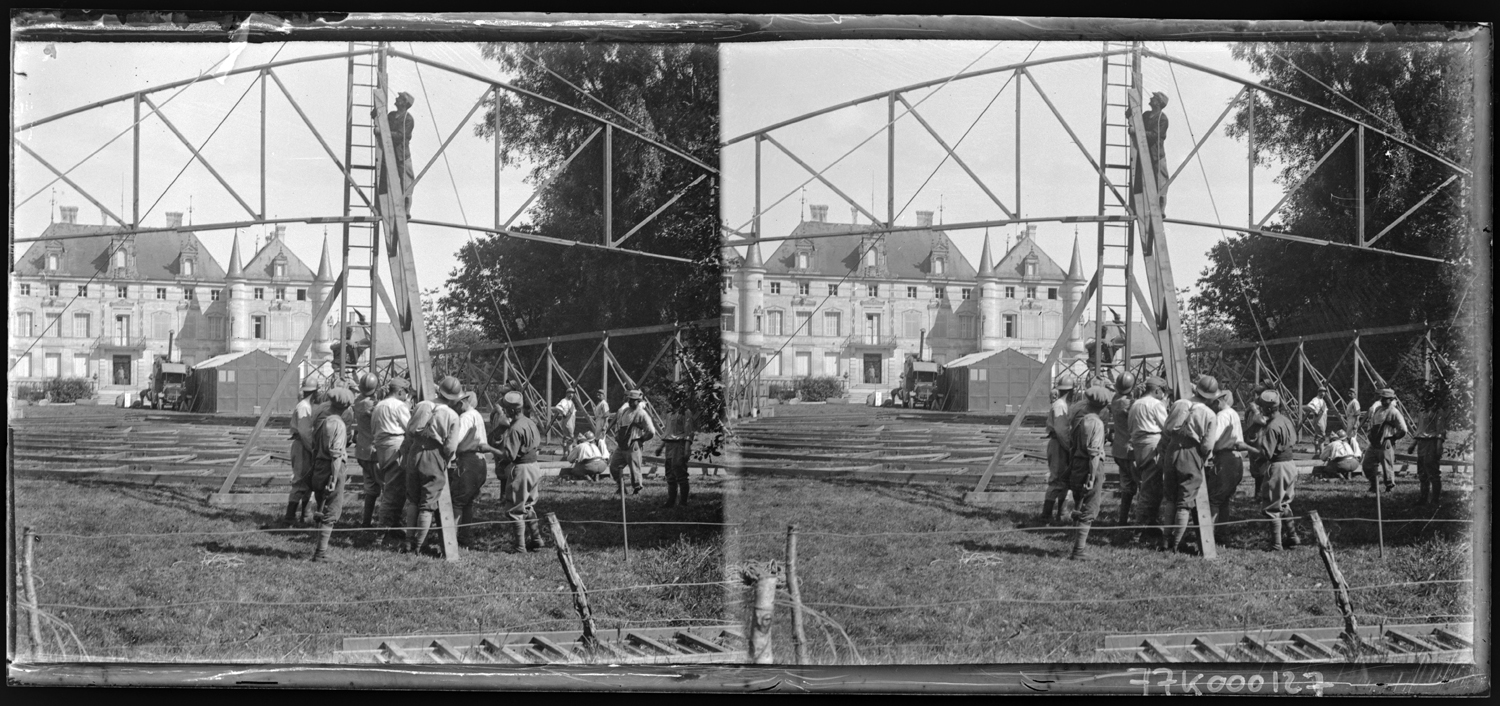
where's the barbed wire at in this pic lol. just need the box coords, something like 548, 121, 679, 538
39, 580, 740, 613
31, 518, 741, 540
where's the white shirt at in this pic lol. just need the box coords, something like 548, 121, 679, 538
554, 397, 576, 420
567, 440, 606, 463
291, 397, 317, 443
455, 408, 489, 453
371, 397, 412, 442
1211, 406, 1244, 452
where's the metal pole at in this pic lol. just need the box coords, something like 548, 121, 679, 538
754, 135, 762, 238
1356, 125, 1366, 245
1015, 69, 1022, 217
546, 342, 554, 446
132, 94, 140, 227
1297, 340, 1306, 433
493, 86, 501, 229
887, 92, 895, 227
603, 125, 613, 245
1247, 91, 1255, 228
260, 69, 267, 220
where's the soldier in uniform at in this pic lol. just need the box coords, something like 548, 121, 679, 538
1410, 404, 1446, 506
373, 91, 416, 214
276, 379, 321, 529
352, 373, 382, 527
1126, 91, 1171, 212
371, 378, 413, 549
452, 391, 498, 546
1127, 376, 1169, 542
491, 392, 544, 553
1362, 388, 1408, 494
1251, 390, 1302, 550
1066, 387, 1112, 560
1158, 375, 1221, 553
660, 401, 697, 508
609, 389, 657, 496
403, 376, 464, 555
1108, 373, 1137, 524
1039, 376, 1082, 525
309, 387, 355, 561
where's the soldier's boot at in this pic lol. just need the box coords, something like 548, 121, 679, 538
1268, 517, 1284, 551
679, 479, 690, 506
361, 494, 380, 528
1284, 519, 1302, 549
298, 498, 311, 525
456, 505, 475, 547
507, 519, 527, 554
1154, 503, 1175, 551
274, 500, 299, 528
1069, 522, 1092, 561
663, 481, 678, 508
409, 510, 434, 555
1117, 493, 1134, 526
311, 526, 333, 562
1416, 477, 1430, 506
1431, 476, 1443, 505
1167, 508, 1192, 554
525, 515, 545, 552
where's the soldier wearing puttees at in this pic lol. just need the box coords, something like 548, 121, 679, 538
1039, 376, 1083, 525
1251, 390, 1302, 551
373, 91, 416, 215
1158, 376, 1222, 554
1303, 385, 1331, 445
1362, 389, 1408, 494
1127, 377, 1170, 541
1108, 373, 1137, 525
371, 378, 413, 548
278, 381, 321, 528
401, 376, 464, 556
660, 404, 697, 508
1066, 387, 1112, 561
492, 392, 544, 554
1206, 390, 1253, 525
353, 373, 382, 527
309, 388, 356, 562
1410, 406, 1446, 506
609, 390, 657, 495
452, 392, 499, 546
1126, 91, 1171, 212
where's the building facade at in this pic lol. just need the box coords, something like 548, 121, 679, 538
724, 204, 1087, 396
10, 206, 328, 403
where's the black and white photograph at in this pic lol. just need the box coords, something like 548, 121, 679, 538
721, 38, 1483, 668
10, 36, 730, 666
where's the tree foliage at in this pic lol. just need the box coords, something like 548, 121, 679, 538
442, 43, 723, 450
1191, 42, 1477, 428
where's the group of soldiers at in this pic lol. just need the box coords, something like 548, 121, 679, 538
547, 385, 699, 508
1038, 370, 1443, 560
275, 371, 696, 562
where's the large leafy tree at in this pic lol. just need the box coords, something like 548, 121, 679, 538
442, 43, 722, 451
1189, 42, 1476, 427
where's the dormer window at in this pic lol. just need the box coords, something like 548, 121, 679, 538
183, 259, 194, 277
1023, 252, 1039, 278
795, 252, 810, 270
113, 249, 126, 269
46, 253, 59, 271
934, 257, 945, 275
274, 261, 287, 278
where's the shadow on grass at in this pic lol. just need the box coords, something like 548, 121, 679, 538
197, 539, 306, 560
956, 538, 1058, 558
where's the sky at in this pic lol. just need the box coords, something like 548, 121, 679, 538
13, 41, 534, 297
722, 41, 1290, 321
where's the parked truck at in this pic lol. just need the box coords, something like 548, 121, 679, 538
142, 331, 189, 410
894, 328, 943, 410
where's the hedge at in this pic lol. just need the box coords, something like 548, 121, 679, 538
45, 377, 96, 403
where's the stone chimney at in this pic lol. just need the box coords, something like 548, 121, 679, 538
100, 207, 109, 225
809, 204, 828, 223
59, 206, 78, 224
851, 206, 860, 224
166, 212, 184, 228
916, 210, 934, 228
1024, 224, 1037, 240
274, 224, 286, 240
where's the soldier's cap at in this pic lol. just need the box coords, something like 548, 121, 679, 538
1084, 386, 1112, 407
386, 378, 411, 391
1152, 91, 1169, 106
1257, 390, 1281, 407
1379, 388, 1397, 398
301, 379, 319, 392
501, 391, 524, 408
1335, 430, 1347, 440
575, 431, 590, 441
1114, 372, 1136, 392
437, 375, 465, 401
326, 387, 356, 408
1315, 384, 1326, 392
1054, 375, 1075, 391
626, 389, 644, 400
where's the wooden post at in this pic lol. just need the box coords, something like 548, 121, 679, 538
23, 527, 43, 660
749, 575, 777, 664
545, 513, 598, 650
1308, 511, 1361, 656
786, 525, 810, 664
1374, 468, 1386, 560
1194, 482, 1217, 560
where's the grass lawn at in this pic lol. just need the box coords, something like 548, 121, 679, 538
726, 471, 1475, 664
13, 473, 729, 663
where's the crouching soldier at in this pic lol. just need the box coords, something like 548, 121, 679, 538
309, 388, 356, 561
562, 431, 607, 482
1067, 387, 1112, 560
491, 392, 544, 553
660, 402, 697, 508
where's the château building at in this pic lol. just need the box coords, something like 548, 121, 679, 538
10, 206, 334, 403
724, 204, 1089, 397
